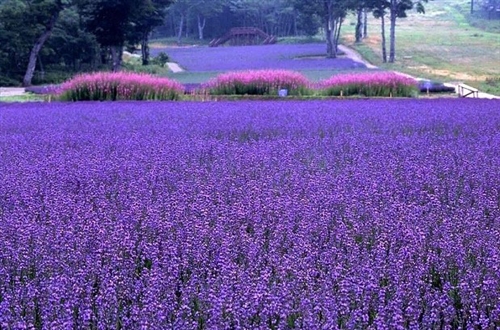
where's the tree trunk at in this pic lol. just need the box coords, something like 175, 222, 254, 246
389, 5, 397, 63
324, 0, 336, 59
37, 55, 45, 82
110, 45, 123, 72
197, 15, 206, 40
141, 32, 150, 66
22, 10, 59, 87
363, 8, 368, 38
334, 18, 343, 55
355, 7, 363, 43
326, 19, 334, 58
177, 14, 185, 44
293, 14, 298, 36
381, 13, 387, 63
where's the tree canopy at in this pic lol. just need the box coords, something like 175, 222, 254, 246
0, 0, 429, 86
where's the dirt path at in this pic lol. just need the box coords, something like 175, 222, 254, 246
338, 45, 378, 69
166, 62, 184, 73
0, 88, 26, 97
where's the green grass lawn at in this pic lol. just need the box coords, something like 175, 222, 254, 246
341, 0, 500, 95
0, 94, 46, 102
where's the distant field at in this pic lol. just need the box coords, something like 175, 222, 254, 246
342, 0, 500, 94
151, 1, 499, 94
152, 43, 375, 83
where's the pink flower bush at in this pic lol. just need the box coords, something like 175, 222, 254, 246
319, 72, 418, 97
59, 72, 184, 101
203, 70, 311, 96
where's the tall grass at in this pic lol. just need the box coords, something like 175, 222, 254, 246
59, 72, 184, 101
319, 72, 419, 97
204, 70, 312, 96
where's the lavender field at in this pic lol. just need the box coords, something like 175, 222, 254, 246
1, 100, 500, 329
156, 44, 368, 72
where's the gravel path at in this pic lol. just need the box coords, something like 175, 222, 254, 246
166, 62, 184, 73
338, 45, 378, 69
0, 88, 26, 97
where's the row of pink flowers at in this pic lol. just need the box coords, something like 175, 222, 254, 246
318, 72, 417, 89
58, 70, 419, 100
203, 70, 312, 95
203, 70, 418, 96
60, 72, 184, 101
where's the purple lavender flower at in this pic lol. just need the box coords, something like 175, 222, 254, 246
0, 99, 499, 328
154, 44, 369, 72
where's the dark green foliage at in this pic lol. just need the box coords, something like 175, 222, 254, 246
151, 52, 170, 66
418, 81, 456, 93
0, 0, 173, 85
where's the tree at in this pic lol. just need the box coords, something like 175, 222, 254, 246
78, 0, 136, 71
192, 0, 227, 40
0, 0, 31, 83
127, 0, 173, 65
388, 0, 427, 62
369, 0, 389, 62
0, 0, 102, 85
45, 7, 101, 71
363, 8, 368, 38
0, 0, 70, 86
22, 0, 70, 86
230, 0, 296, 37
366, 0, 426, 63
294, 0, 354, 58
355, 6, 364, 43
168, 0, 203, 43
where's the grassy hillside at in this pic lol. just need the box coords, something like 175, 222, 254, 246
342, 0, 500, 95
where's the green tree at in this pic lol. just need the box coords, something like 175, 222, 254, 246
0, 0, 70, 86
294, 0, 354, 58
78, 0, 136, 71
44, 7, 101, 71
127, 0, 174, 65
365, 0, 425, 63
0, 0, 31, 84
388, 0, 427, 62
23, 0, 69, 86
369, 0, 390, 62
230, 0, 297, 37
192, 0, 227, 40
355, 5, 364, 43
168, 0, 203, 43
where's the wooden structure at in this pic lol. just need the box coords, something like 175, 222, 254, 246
457, 83, 479, 98
209, 27, 277, 47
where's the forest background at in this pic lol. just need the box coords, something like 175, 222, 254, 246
0, 0, 499, 91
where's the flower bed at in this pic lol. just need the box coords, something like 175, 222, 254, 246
1, 100, 499, 328
154, 43, 366, 71
203, 70, 311, 96
319, 72, 419, 97
59, 72, 184, 101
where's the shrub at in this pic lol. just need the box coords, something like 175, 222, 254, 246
32, 70, 74, 85
204, 70, 311, 96
123, 63, 171, 76
319, 72, 418, 97
151, 52, 170, 67
0, 75, 21, 87
59, 72, 184, 101
418, 80, 456, 93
